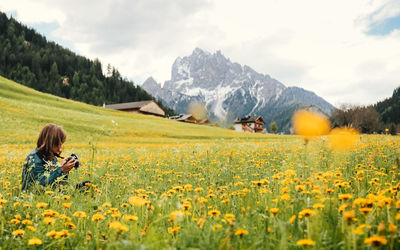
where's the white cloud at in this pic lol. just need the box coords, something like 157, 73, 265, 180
1, 0, 399, 106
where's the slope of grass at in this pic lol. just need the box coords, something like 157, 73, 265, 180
0, 75, 286, 146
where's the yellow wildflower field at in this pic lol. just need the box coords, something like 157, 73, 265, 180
1, 76, 400, 249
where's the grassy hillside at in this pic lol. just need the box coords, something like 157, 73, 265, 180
1, 76, 400, 249
0, 75, 285, 146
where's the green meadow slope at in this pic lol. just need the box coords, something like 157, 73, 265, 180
0, 75, 282, 146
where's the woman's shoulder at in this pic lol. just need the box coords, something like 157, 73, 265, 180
25, 149, 41, 162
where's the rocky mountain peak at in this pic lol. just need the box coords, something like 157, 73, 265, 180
142, 48, 334, 133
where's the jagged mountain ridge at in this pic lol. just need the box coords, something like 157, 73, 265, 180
142, 48, 334, 133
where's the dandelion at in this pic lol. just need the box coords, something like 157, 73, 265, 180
169, 210, 184, 222
298, 209, 316, 218
296, 239, 315, 246
234, 228, 248, 236
327, 127, 359, 150
109, 221, 128, 233
28, 238, 42, 246
168, 226, 181, 234
290, 215, 296, 223
338, 194, 353, 201
12, 229, 25, 237
128, 196, 147, 207
123, 214, 139, 221
10, 219, 20, 225
22, 219, 32, 225
43, 217, 56, 225
364, 235, 387, 247
343, 211, 356, 224
292, 110, 330, 137
92, 213, 105, 222
208, 209, 221, 217
270, 208, 279, 215
73, 211, 87, 219
36, 202, 48, 209
46, 230, 57, 238
65, 222, 76, 229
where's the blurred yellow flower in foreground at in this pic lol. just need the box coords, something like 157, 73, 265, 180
292, 110, 330, 137
328, 127, 359, 150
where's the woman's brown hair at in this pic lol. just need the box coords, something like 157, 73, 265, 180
36, 124, 66, 161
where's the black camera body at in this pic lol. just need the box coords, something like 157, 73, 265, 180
66, 153, 80, 169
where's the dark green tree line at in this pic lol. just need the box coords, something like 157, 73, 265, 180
0, 12, 174, 115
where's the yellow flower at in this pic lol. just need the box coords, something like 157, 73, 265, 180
42, 209, 59, 217
28, 238, 42, 246
234, 228, 248, 236
389, 223, 397, 233
327, 127, 359, 150
208, 209, 221, 217
313, 203, 325, 209
62, 203, 72, 209
296, 239, 315, 246
128, 196, 147, 207
43, 217, 56, 225
12, 229, 25, 237
280, 194, 291, 201
36, 202, 48, 209
364, 235, 387, 247
290, 215, 296, 223
102, 202, 112, 207
298, 209, 316, 218
169, 210, 184, 222
46, 230, 57, 238
338, 194, 353, 201
65, 222, 76, 229
109, 221, 128, 233
91, 213, 105, 222
343, 211, 356, 224
378, 223, 385, 233
270, 208, 279, 215
27, 226, 36, 232
22, 219, 32, 225
73, 211, 87, 219
168, 226, 181, 234
10, 219, 20, 225
123, 214, 139, 221
292, 110, 330, 137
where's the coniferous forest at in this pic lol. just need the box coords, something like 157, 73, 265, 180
0, 12, 174, 115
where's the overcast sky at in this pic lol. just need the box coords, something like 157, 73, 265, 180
1, 0, 400, 106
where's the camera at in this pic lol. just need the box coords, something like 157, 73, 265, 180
66, 153, 80, 169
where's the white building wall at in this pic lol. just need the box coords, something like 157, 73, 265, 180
234, 124, 243, 132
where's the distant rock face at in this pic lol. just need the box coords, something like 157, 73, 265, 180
142, 48, 334, 133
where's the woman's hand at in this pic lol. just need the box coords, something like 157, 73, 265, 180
61, 158, 76, 173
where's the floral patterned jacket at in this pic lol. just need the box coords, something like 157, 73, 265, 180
21, 149, 65, 191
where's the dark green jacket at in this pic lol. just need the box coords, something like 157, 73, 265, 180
21, 149, 65, 191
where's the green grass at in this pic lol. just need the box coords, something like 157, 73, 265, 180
1, 75, 400, 249
0, 75, 285, 145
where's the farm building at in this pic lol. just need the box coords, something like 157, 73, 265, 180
169, 114, 212, 125
234, 116, 266, 133
104, 100, 165, 117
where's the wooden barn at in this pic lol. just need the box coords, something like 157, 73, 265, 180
169, 114, 212, 125
234, 116, 266, 133
104, 100, 165, 117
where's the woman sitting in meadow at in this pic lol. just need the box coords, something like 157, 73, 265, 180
21, 124, 78, 191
